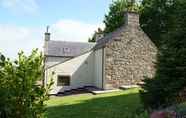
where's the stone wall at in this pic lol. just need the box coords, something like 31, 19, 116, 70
104, 12, 157, 89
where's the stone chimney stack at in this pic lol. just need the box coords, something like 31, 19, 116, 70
95, 33, 104, 42
124, 11, 139, 27
44, 26, 50, 41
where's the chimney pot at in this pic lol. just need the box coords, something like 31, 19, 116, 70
44, 26, 50, 41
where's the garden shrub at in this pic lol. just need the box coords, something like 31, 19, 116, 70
140, 0, 186, 110
0, 49, 53, 118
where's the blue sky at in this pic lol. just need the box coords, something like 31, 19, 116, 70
0, 0, 112, 26
0, 0, 113, 58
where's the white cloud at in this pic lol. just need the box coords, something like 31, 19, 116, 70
0, 0, 38, 14
51, 20, 104, 42
0, 24, 43, 59
0, 20, 104, 59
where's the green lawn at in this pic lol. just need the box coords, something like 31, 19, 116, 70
46, 88, 148, 118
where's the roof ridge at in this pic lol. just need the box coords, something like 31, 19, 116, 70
44, 40, 96, 57
94, 25, 126, 50
48, 40, 96, 45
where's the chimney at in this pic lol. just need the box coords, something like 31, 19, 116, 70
95, 33, 104, 42
124, 11, 139, 27
44, 26, 50, 41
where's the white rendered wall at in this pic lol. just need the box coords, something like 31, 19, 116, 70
45, 51, 95, 94
94, 49, 103, 89
45, 56, 71, 68
70, 52, 94, 89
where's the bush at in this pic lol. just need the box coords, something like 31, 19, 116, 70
140, 38, 186, 110
140, 0, 186, 110
0, 49, 52, 118
125, 110, 149, 118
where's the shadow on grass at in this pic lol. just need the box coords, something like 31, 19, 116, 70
46, 92, 144, 118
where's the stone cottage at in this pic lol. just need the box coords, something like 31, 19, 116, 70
44, 11, 157, 95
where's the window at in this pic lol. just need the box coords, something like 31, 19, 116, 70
63, 47, 71, 53
57, 75, 70, 86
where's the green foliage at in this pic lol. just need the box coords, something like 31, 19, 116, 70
88, 0, 141, 42
133, 111, 149, 118
140, 0, 186, 110
140, 0, 174, 47
103, 0, 128, 34
0, 49, 52, 118
103, 0, 140, 34
175, 103, 186, 116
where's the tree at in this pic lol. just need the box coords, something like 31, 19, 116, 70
103, 0, 127, 34
88, 0, 140, 42
140, 0, 186, 109
140, 0, 176, 47
103, 0, 140, 34
0, 49, 53, 118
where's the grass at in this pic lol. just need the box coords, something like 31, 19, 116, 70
46, 88, 148, 118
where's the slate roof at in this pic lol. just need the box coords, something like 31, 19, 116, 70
94, 26, 126, 50
44, 40, 95, 57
